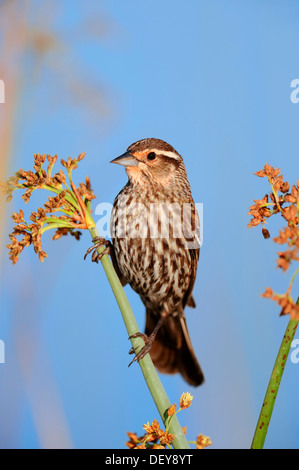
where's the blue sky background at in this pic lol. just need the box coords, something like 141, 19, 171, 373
0, 0, 298, 449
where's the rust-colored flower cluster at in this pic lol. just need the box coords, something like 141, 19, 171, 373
248, 163, 299, 320
1, 153, 95, 264
126, 392, 212, 450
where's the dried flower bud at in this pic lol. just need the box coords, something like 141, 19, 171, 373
281, 181, 290, 193
262, 227, 270, 239
167, 404, 177, 416
282, 205, 297, 224
196, 434, 212, 449
159, 431, 175, 445
179, 392, 193, 409
11, 209, 25, 224
78, 152, 86, 161
261, 287, 274, 298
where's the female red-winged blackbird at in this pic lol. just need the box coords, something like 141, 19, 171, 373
88, 138, 204, 386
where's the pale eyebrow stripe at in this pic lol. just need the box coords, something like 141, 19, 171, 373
150, 149, 181, 161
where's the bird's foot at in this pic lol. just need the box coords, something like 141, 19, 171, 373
128, 312, 166, 366
128, 332, 155, 366
84, 236, 111, 263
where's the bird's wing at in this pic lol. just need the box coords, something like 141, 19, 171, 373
182, 202, 200, 308
183, 247, 199, 308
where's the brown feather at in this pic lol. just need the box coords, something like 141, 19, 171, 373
145, 308, 204, 386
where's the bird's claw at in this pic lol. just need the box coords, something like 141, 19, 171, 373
128, 332, 154, 366
84, 236, 111, 263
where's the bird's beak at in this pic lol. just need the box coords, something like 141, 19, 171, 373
110, 152, 139, 167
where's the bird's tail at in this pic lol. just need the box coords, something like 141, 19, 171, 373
145, 308, 204, 387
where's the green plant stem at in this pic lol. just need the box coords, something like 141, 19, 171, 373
88, 224, 190, 449
251, 302, 299, 449
290, 267, 299, 290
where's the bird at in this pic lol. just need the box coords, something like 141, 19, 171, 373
86, 138, 204, 386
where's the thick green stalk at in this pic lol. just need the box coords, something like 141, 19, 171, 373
251, 304, 299, 449
88, 224, 190, 449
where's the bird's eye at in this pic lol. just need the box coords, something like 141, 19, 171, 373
147, 152, 156, 161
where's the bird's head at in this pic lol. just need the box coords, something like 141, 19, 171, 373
110, 138, 186, 190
